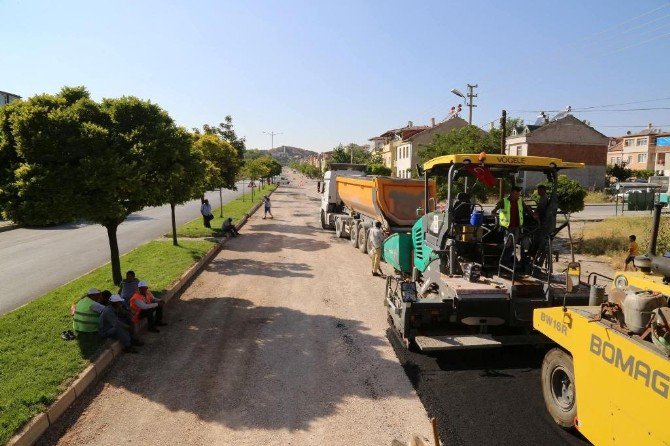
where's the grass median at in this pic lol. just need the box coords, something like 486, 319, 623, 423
174, 184, 277, 238
0, 239, 215, 444
576, 215, 670, 269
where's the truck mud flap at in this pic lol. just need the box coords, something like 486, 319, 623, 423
414, 333, 552, 351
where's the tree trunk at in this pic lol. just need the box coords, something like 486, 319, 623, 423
105, 223, 122, 285
170, 202, 178, 246
219, 188, 223, 217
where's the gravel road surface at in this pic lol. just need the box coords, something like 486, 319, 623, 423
40, 179, 434, 446
0, 184, 245, 315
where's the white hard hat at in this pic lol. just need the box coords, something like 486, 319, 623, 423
87, 288, 101, 295
109, 294, 124, 303
138, 281, 148, 288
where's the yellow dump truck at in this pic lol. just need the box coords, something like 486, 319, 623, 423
319, 163, 435, 253
534, 203, 670, 445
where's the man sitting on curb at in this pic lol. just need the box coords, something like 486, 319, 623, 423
72, 288, 107, 334
99, 294, 143, 353
129, 281, 166, 333
221, 217, 239, 237
118, 270, 140, 304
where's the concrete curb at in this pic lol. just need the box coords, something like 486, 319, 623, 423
6, 187, 276, 446
0, 223, 19, 233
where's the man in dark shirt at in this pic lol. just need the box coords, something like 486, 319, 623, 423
99, 294, 142, 353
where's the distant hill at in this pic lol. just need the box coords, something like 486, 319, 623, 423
268, 146, 317, 159
264, 146, 317, 165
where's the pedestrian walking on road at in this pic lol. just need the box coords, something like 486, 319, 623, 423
262, 195, 273, 219
369, 221, 385, 277
129, 281, 166, 333
99, 294, 142, 353
201, 199, 214, 228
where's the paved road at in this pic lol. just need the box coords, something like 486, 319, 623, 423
0, 183, 250, 315
40, 179, 433, 446
41, 177, 590, 445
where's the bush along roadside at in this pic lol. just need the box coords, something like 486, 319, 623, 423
174, 184, 277, 238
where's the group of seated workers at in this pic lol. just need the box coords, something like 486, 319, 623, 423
71, 270, 166, 353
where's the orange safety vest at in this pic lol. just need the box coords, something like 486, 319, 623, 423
129, 291, 154, 324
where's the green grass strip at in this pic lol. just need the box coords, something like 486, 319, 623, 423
0, 239, 215, 444
174, 184, 277, 238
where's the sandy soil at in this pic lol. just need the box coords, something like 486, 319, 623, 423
40, 177, 433, 446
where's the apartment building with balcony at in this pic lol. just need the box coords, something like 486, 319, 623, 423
607, 125, 670, 175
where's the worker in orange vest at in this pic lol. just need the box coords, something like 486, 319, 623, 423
129, 281, 166, 333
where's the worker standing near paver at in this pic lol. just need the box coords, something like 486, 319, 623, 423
369, 221, 385, 277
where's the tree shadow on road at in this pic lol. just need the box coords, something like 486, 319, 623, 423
207, 258, 314, 278
224, 232, 329, 253
246, 223, 317, 236
40, 297, 417, 440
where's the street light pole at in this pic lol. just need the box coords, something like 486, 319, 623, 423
263, 130, 283, 151
450, 84, 478, 125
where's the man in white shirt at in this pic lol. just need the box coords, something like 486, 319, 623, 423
200, 199, 214, 228
368, 221, 385, 277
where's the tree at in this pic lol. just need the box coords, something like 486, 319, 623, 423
539, 175, 587, 214
607, 164, 633, 183
201, 115, 246, 159
418, 125, 500, 163
243, 157, 271, 201
328, 143, 372, 166
244, 148, 265, 160
0, 86, 191, 284
157, 129, 205, 246
368, 163, 392, 176
632, 169, 654, 180
195, 133, 242, 214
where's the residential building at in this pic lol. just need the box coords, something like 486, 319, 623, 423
0, 90, 20, 106
396, 117, 469, 178
607, 125, 670, 175
505, 114, 609, 189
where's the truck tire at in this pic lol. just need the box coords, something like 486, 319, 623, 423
321, 210, 333, 230
335, 219, 345, 238
541, 348, 576, 429
350, 222, 359, 248
358, 227, 368, 253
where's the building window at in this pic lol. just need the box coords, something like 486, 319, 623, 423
616, 157, 621, 164
624, 139, 633, 147
636, 138, 648, 146
658, 154, 665, 165
638, 153, 647, 163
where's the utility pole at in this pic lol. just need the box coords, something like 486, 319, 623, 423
466, 84, 478, 125
499, 109, 507, 199
450, 84, 478, 124
262, 131, 282, 151
500, 109, 507, 154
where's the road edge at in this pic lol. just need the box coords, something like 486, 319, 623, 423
6, 187, 276, 446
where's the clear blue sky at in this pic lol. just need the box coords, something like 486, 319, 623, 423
3, 0, 670, 152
